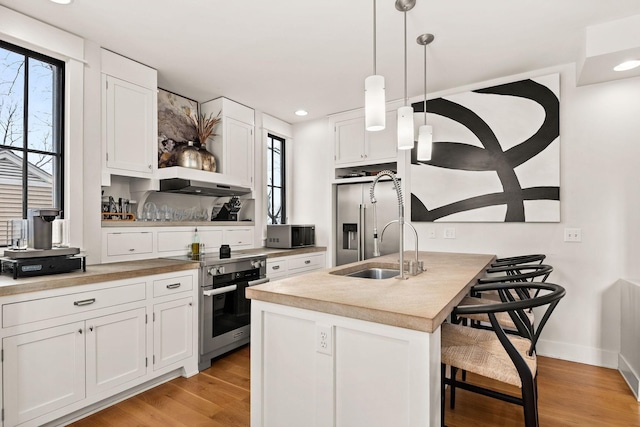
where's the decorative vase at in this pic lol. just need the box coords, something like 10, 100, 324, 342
176, 141, 203, 170
200, 149, 217, 172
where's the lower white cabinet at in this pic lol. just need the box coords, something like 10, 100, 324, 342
3, 322, 86, 426
266, 251, 326, 282
86, 308, 147, 396
153, 297, 193, 370
0, 268, 198, 427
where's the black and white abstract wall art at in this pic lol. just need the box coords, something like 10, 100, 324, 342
410, 73, 560, 222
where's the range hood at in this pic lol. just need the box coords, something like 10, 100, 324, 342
159, 178, 251, 197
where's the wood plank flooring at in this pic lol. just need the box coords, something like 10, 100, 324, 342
69, 345, 640, 426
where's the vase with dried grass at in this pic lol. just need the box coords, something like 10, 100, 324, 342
185, 108, 221, 172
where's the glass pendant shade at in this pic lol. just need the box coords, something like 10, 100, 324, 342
397, 106, 414, 150
365, 75, 386, 131
417, 125, 433, 160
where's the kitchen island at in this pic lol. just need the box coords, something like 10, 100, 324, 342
246, 251, 495, 427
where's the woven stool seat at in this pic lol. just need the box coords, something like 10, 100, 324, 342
442, 322, 536, 388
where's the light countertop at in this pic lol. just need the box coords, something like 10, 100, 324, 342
246, 251, 495, 333
0, 258, 200, 297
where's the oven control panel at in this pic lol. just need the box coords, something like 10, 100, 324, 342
208, 266, 226, 276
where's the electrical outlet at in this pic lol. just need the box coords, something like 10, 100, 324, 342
444, 227, 456, 239
316, 324, 332, 355
428, 229, 436, 239
564, 228, 582, 242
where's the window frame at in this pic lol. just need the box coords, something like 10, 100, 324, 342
0, 39, 65, 220
266, 133, 286, 225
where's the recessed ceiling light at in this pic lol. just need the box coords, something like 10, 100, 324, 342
50, 0, 73, 4
613, 60, 640, 72
295, 110, 308, 116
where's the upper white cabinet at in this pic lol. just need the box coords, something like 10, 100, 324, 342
101, 49, 157, 184
334, 111, 397, 166
201, 97, 255, 189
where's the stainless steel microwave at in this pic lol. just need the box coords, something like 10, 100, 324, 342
266, 224, 315, 249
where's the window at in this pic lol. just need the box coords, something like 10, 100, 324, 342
266, 133, 285, 224
0, 40, 65, 245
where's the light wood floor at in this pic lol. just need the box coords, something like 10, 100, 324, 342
69, 345, 640, 426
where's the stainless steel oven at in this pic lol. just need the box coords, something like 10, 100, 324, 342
174, 252, 268, 370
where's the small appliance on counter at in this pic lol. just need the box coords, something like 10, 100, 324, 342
211, 196, 242, 221
266, 224, 315, 248
1, 208, 86, 279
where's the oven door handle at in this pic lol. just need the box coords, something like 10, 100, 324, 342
248, 277, 270, 287
203, 285, 237, 297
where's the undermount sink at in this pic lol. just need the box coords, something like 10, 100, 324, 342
330, 262, 401, 280
347, 268, 400, 280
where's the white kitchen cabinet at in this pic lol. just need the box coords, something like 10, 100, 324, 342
153, 297, 193, 370
251, 301, 439, 427
85, 308, 147, 396
334, 111, 398, 166
201, 97, 255, 189
266, 251, 326, 282
3, 322, 86, 426
0, 269, 199, 427
101, 49, 157, 184
102, 226, 253, 263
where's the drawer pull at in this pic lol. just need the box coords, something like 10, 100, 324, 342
78, 329, 83, 334
74, 298, 96, 307
166, 283, 181, 289
129, 248, 135, 252
272, 265, 280, 270
305, 260, 311, 264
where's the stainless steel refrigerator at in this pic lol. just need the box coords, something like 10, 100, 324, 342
336, 181, 400, 266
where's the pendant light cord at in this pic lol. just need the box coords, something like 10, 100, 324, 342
403, 10, 408, 107
423, 43, 427, 124
373, 0, 377, 75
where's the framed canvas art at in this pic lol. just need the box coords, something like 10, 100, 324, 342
410, 73, 560, 222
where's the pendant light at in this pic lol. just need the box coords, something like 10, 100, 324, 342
396, 0, 416, 150
365, 0, 385, 131
417, 33, 434, 161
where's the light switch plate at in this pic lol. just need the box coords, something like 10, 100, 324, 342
444, 228, 456, 239
564, 228, 582, 242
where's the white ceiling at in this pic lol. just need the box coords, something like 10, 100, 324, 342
2, 0, 640, 124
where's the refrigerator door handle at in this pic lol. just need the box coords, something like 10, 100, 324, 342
359, 204, 366, 261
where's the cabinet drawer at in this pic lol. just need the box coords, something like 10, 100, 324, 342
223, 228, 254, 247
153, 275, 194, 298
288, 253, 325, 272
106, 232, 153, 256
3, 282, 146, 328
266, 259, 288, 280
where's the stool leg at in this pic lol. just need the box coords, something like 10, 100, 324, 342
441, 363, 446, 427
450, 366, 458, 410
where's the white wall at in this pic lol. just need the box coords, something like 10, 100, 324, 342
292, 64, 640, 368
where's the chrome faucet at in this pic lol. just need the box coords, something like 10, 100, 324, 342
381, 220, 424, 275
370, 170, 409, 280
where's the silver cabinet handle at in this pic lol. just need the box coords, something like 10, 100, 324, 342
74, 298, 96, 306
166, 283, 181, 289
272, 265, 280, 270
203, 285, 237, 297
305, 260, 311, 264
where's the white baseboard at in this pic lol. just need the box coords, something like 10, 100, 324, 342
619, 354, 640, 401
536, 338, 619, 368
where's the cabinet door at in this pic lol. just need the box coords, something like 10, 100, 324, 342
103, 74, 154, 176
153, 297, 193, 370
225, 117, 254, 188
86, 308, 147, 396
335, 117, 366, 165
3, 322, 85, 426
366, 111, 398, 162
